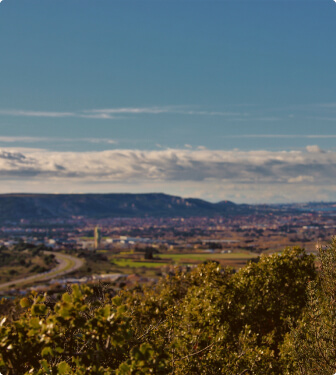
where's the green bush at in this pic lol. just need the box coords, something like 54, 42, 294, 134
283, 238, 336, 374
0, 246, 317, 374
0, 286, 132, 374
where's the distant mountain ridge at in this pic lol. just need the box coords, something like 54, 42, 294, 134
0, 193, 333, 223
0, 193, 252, 222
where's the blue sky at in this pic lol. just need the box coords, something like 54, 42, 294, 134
0, 0, 335, 203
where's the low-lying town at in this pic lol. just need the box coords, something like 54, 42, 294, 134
0, 200, 335, 297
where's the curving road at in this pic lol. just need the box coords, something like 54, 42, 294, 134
0, 251, 85, 291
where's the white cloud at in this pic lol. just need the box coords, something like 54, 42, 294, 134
0, 110, 74, 118
2, 101, 336, 125
0, 147, 335, 203
85, 107, 172, 114
0, 106, 177, 120
0, 136, 50, 143
78, 113, 118, 120
80, 138, 117, 144
227, 134, 336, 139
0, 147, 334, 183
306, 145, 323, 153
0, 136, 117, 145
0, 106, 251, 121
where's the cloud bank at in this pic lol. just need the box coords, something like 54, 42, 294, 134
0, 146, 334, 185
0, 146, 335, 203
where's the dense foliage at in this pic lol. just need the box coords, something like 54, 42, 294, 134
0, 245, 322, 374
284, 237, 336, 374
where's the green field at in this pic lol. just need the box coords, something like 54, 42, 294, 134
110, 251, 258, 270
158, 252, 257, 262
113, 259, 167, 268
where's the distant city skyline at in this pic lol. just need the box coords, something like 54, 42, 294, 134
0, 0, 335, 203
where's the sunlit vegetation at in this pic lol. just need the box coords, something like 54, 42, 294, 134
2, 239, 333, 374
113, 259, 167, 268
157, 252, 258, 261
65, 247, 260, 279
0, 244, 56, 284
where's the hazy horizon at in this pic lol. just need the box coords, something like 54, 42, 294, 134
0, 190, 333, 206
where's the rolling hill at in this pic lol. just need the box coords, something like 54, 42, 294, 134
0, 193, 253, 221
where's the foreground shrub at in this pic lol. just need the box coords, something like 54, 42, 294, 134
284, 238, 336, 374
0, 285, 132, 374
0, 247, 316, 374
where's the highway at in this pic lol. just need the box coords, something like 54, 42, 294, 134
0, 251, 85, 291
